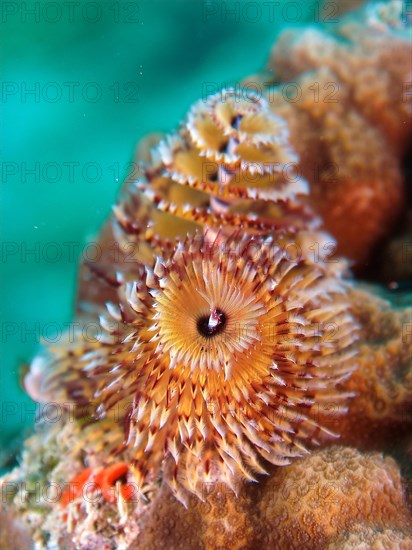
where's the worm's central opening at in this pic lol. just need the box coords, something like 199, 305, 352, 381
197, 309, 227, 338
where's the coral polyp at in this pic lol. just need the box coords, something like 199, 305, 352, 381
262, 0, 411, 263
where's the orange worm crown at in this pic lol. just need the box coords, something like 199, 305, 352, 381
32, 89, 358, 504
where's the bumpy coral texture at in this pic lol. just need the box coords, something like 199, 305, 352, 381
334, 286, 412, 449
327, 524, 412, 550
256, 446, 412, 549
260, 1, 411, 263
53, 446, 410, 550
9, 441, 409, 550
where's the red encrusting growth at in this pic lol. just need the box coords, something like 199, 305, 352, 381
60, 463, 135, 507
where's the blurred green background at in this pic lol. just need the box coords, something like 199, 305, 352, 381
1, 0, 330, 466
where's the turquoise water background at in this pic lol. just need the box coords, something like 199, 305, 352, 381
1, 0, 332, 464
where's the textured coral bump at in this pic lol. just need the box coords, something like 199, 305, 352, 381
263, 1, 411, 262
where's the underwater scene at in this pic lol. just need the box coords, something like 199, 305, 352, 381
1, 0, 412, 548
